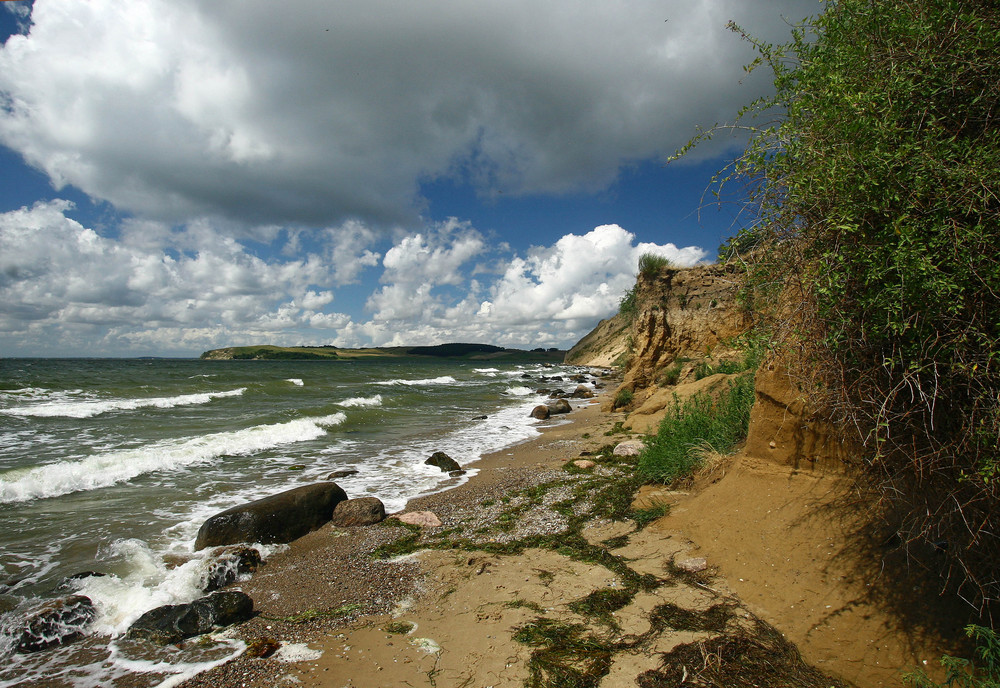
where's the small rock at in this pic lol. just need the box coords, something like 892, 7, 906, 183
676, 557, 708, 573
613, 440, 645, 457
471, 415, 488, 421
204, 546, 263, 592
573, 460, 596, 469
327, 468, 359, 479
769, 440, 777, 449
245, 636, 281, 658
396, 511, 442, 528
425, 451, 462, 473
331, 497, 386, 527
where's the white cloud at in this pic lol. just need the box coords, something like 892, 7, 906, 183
0, 201, 355, 355
0, 203, 706, 355
0, 0, 818, 228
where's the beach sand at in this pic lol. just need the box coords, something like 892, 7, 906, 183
176, 384, 956, 688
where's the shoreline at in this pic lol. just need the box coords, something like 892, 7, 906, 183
172, 373, 953, 688
177, 383, 624, 688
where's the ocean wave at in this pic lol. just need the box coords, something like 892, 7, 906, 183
0, 413, 346, 504
503, 386, 535, 396
375, 376, 457, 387
473, 368, 500, 374
337, 394, 383, 408
286, 378, 305, 386
0, 388, 247, 419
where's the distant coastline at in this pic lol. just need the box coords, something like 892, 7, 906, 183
199, 342, 567, 362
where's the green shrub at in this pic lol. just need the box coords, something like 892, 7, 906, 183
612, 388, 634, 410
618, 285, 638, 319
903, 625, 1000, 688
637, 373, 755, 483
637, 252, 672, 278
684, 0, 1000, 605
658, 361, 684, 386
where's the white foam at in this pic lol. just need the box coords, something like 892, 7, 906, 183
273, 643, 323, 662
337, 394, 383, 408
375, 376, 456, 386
474, 368, 500, 374
504, 386, 534, 396
0, 413, 346, 503
286, 379, 304, 386
0, 388, 247, 419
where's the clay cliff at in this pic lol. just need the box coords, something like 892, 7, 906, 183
568, 262, 851, 470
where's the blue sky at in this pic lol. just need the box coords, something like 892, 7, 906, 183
0, 0, 817, 357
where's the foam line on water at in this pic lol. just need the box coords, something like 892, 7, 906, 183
337, 394, 383, 408
0, 413, 346, 503
0, 388, 247, 419
375, 376, 456, 386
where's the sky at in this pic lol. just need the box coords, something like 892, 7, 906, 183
0, 0, 819, 358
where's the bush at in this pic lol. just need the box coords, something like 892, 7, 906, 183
618, 285, 639, 319
702, 0, 1000, 607
637, 373, 755, 483
903, 625, 1000, 688
637, 252, 672, 278
612, 388, 634, 410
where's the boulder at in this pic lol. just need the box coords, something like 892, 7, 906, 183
425, 451, 462, 473
396, 511, 442, 528
548, 399, 572, 415
127, 591, 254, 645
570, 385, 594, 399
332, 497, 386, 527
204, 546, 263, 592
573, 460, 596, 469
194, 482, 348, 550
530, 405, 550, 420
327, 468, 359, 480
14, 595, 96, 653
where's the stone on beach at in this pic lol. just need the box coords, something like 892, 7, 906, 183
676, 557, 708, 573
194, 482, 348, 550
530, 405, 550, 420
396, 511, 442, 528
126, 591, 254, 645
613, 440, 645, 456
332, 497, 387, 527
548, 399, 572, 415
425, 451, 462, 473
204, 546, 263, 592
14, 595, 96, 654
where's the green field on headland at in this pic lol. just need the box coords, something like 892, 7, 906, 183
200, 342, 566, 362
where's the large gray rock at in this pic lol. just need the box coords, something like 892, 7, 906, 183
194, 482, 348, 550
14, 595, 96, 654
331, 497, 386, 527
126, 591, 254, 645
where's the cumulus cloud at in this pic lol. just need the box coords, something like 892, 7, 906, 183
0, 0, 816, 228
0, 201, 357, 355
0, 202, 704, 355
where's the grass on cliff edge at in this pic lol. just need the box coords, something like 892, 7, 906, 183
637, 372, 755, 483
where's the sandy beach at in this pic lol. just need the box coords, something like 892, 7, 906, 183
175, 379, 956, 688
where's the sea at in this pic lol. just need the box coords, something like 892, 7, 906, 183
0, 357, 598, 687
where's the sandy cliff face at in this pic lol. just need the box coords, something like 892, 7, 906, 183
569, 262, 852, 470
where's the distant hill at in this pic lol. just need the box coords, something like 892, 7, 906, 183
199, 343, 566, 362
